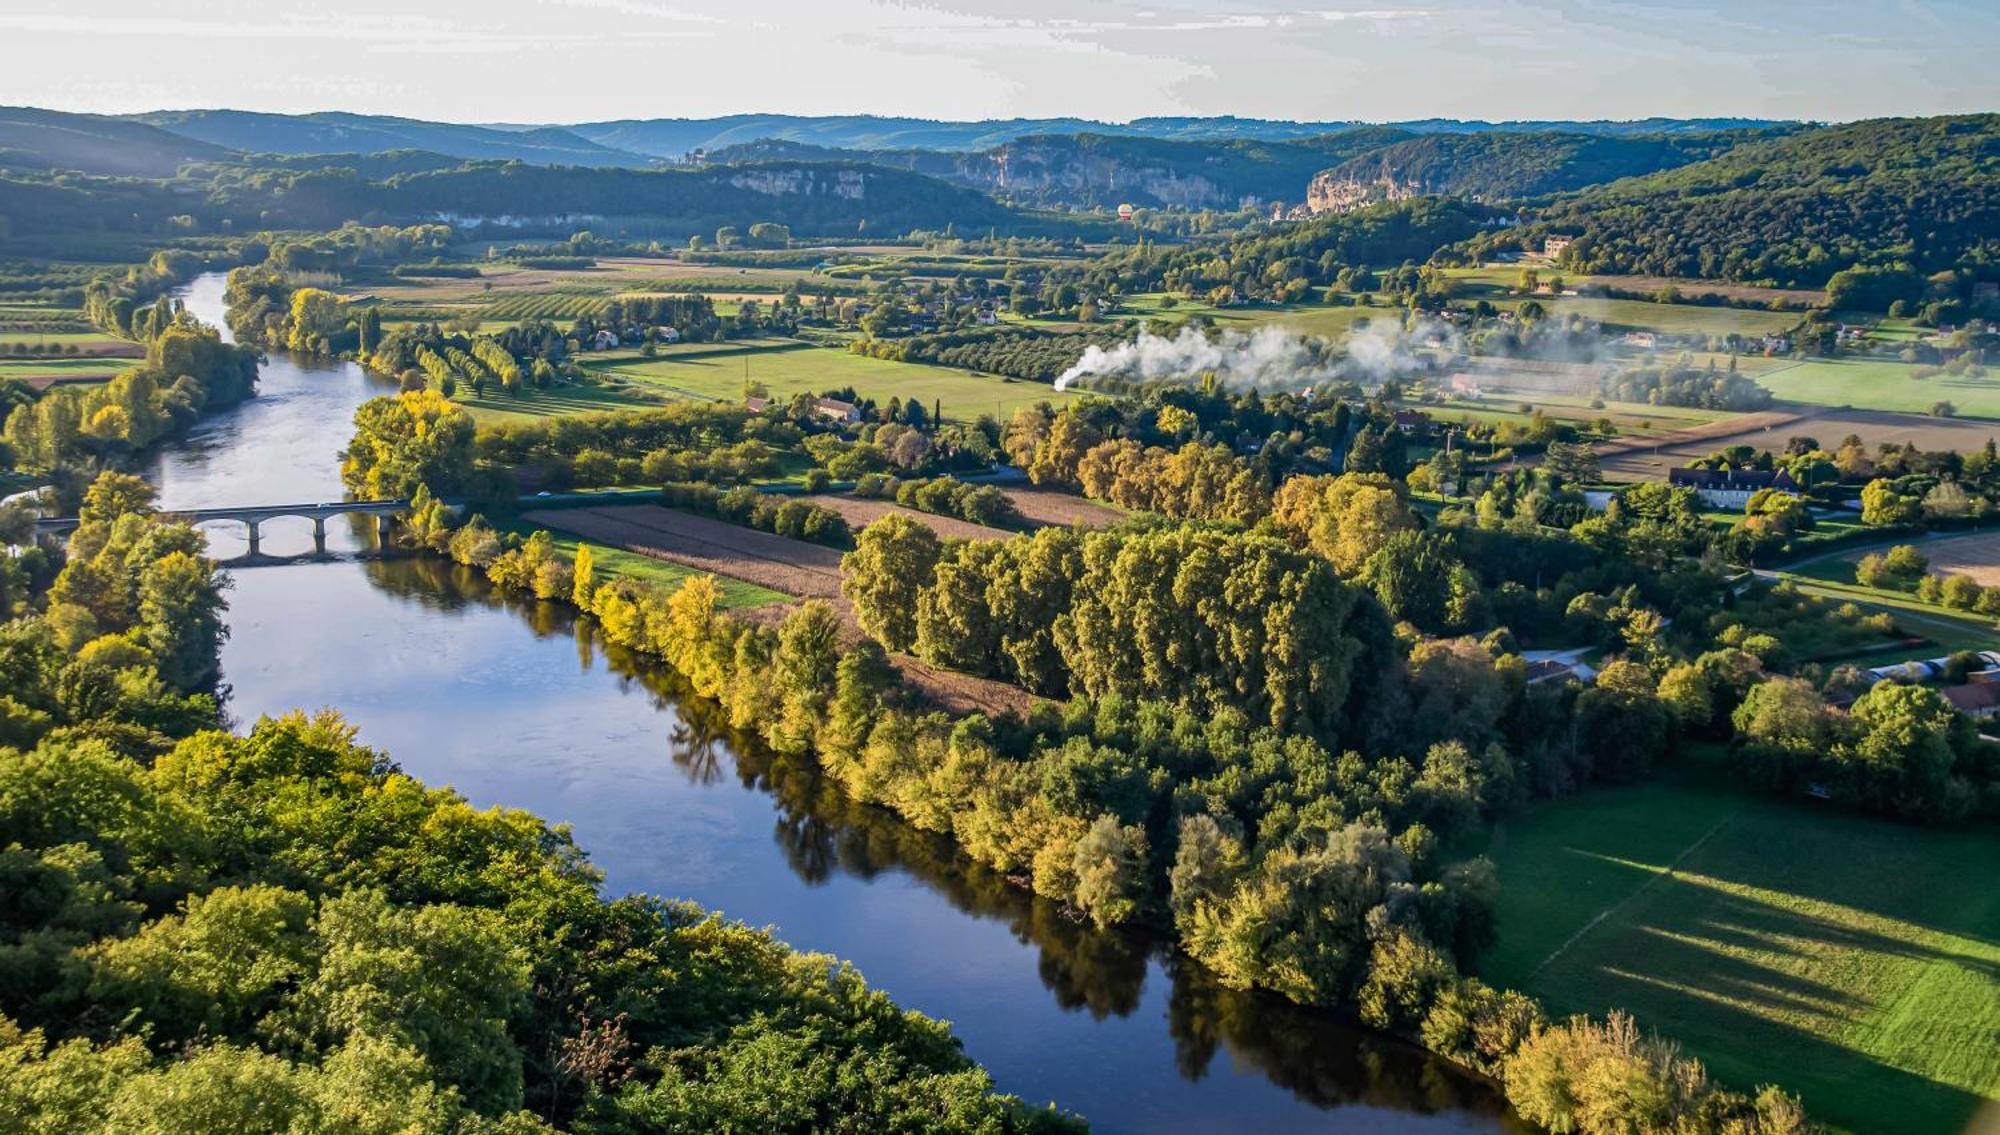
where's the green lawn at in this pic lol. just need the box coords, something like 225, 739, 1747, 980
1769, 570, 2000, 667
0, 356, 129, 381
499, 520, 785, 609
1116, 291, 1391, 340
587, 344, 1078, 422
0, 330, 130, 350
1756, 358, 2000, 419
1539, 295, 1802, 337
458, 384, 667, 423
1426, 393, 1733, 439
1480, 757, 2000, 1135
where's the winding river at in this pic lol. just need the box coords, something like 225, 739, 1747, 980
156, 273, 1522, 1133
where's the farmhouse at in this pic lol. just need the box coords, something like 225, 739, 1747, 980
1667, 467, 1798, 508
1542, 234, 1574, 257
1942, 682, 2000, 720
814, 396, 862, 424
1392, 410, 1433, 435
1521, 649, 1598, 686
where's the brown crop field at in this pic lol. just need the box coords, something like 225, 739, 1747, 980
1000, 487, 1126, 529
1903, 531, 2000, 587
799, 494, 1016, 541
532, 503, 1041, 718
1598, 405, 2000, 481
525, 505, 843, 598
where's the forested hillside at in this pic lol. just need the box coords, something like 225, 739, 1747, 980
136, 110, 650, 167
0, 106, 234, 177
1305, 128, 1778, 210
1494, 115, 2000, 286
0, 157, 1023, 246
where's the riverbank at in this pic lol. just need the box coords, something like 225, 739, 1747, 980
157, 271, 1522, 1132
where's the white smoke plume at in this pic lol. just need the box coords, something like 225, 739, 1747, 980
1055, 319, 1471, 394
1055, 326, 1327, 392
1338, 316, 1463, 385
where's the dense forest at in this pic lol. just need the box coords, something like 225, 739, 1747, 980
1484, 115, 2000, 286
1306, 128, 1780, 205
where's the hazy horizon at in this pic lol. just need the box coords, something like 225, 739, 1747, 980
4, 0, 1995, 126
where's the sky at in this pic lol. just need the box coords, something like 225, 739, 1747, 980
2, 0, 1995, 125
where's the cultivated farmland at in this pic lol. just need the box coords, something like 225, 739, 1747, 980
1597, 405, 2000, 481
798, 494, 1016, 541
998, 486, 1126, 529
524, 504, 844, 598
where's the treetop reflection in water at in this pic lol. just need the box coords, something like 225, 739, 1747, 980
211, 556, 1519, 1133
158, 271, 1520, 1132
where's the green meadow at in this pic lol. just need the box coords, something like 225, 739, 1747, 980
1480, 755, 2000, 1135
586, 342, 1078, 422
1756, 358, 2000, 419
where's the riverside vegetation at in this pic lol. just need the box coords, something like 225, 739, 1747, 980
379, 396, 1941, 1133
0, 471, 1078, 1134
7, 106, 2000, 1134
335, 329, 2000, 1131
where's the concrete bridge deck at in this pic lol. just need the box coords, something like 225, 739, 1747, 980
33, 498, 415, 538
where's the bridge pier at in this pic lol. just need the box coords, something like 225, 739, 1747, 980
311, 516, 327, 556
244, 519, 260, 557
376, 513, 394, 549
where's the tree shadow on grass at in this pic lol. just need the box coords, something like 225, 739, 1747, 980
1539, 861, 1996, 1135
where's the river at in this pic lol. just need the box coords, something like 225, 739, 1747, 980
157, 273, 1522, 1133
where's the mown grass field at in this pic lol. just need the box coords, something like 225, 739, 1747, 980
0, 329, 131, 350
0, 356, 129, 382
1756, 358, 2000, 419
1480, 756, 2000, 1135
1427, 392, 1736, 439
456, 384, 667, 424
498, 519, 785, 608
588, 343, 1077, 422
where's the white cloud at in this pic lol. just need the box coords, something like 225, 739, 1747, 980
0, 0, 1990, 122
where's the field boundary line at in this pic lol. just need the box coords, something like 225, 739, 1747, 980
1529, 812, 1737, 979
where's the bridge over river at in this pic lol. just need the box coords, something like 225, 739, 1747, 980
25, 490, 658, 559
35, 499, 416, 558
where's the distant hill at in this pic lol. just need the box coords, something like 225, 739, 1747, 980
1389, 117, 1787, 137
708, 129, 1415, 210
1503, 115, 2000, 287
33, 157, 1020, 240
1302, 129, 1778, 212
0, 106, 235, 176
135, 110, 653, 167
343, 160, 1016, 237
561, 114, 1790, 159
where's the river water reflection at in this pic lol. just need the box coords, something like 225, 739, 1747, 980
159, 274, 1523, 1133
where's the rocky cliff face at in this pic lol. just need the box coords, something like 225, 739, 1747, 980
726, 166, 870, 200
979, 141, 1238, 208
1304, 165, 1425, 214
